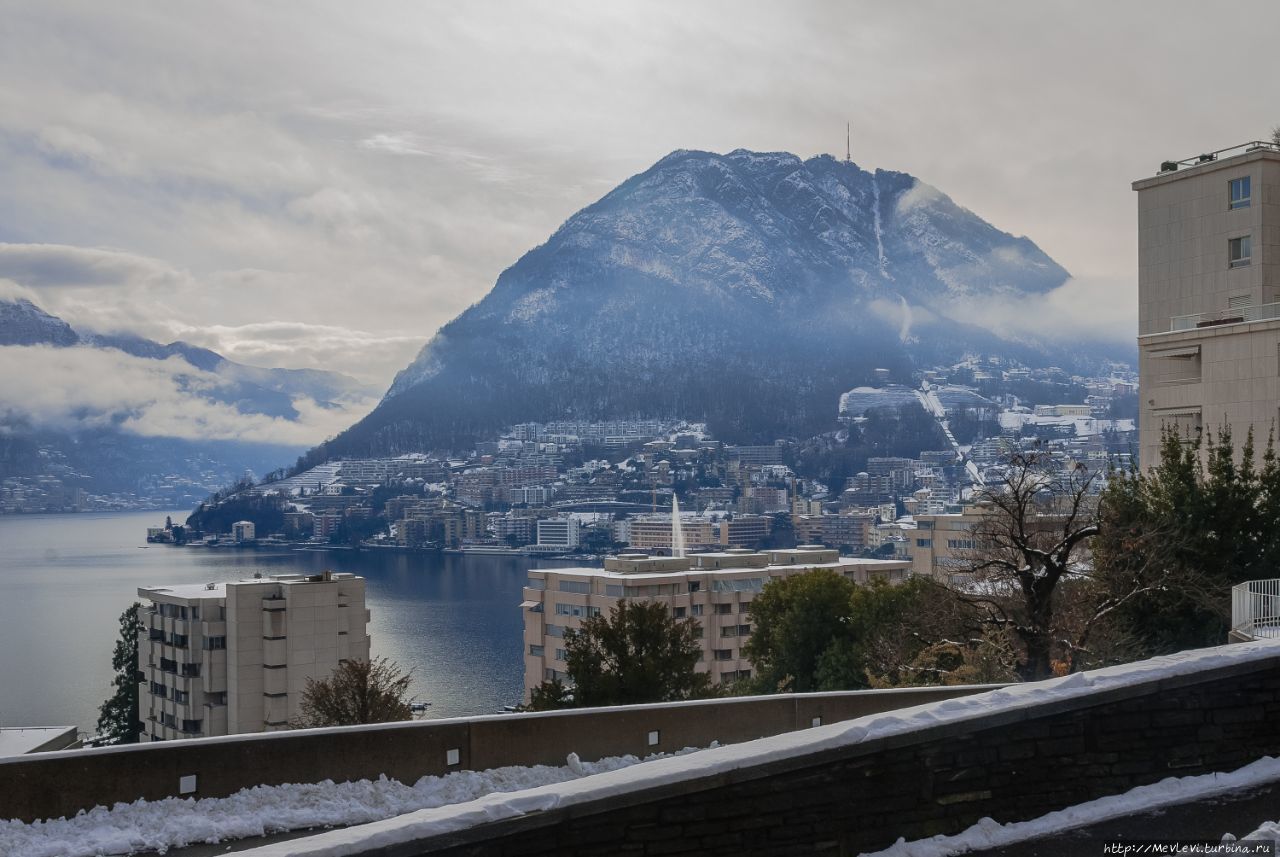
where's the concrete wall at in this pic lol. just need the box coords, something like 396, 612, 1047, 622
335, 652, 1280, 857
0, 685, 994, 824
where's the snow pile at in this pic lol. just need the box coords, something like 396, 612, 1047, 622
0, 748, 707, 857
864, 755, 1280, 856
238, 639, 1280, 857
1241, 820, 1280, 843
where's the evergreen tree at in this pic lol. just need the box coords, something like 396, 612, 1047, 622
526, 600, 710, 709
743, 569, 858, 692
96, 602, 145, 744
1098, 426, 1277, 656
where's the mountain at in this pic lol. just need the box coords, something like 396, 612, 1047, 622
302, 149, 1098, 463
0, 297, 379, 505
0, 297, 79, 346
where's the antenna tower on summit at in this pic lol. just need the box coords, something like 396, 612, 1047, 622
845, 122, 851, 162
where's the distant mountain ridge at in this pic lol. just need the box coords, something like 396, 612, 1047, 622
0, 296, 379, 501
0, 296, 375, 417
300, 148, 1104, 465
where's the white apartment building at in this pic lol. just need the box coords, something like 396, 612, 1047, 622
137, 572, 370, 741
520, 547, 911, 701
536, 516, 580, 550
1135, 141, 1280, 467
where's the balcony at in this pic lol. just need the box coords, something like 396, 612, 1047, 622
1171, 302, 1280, 332
1230, 579, 1280, 641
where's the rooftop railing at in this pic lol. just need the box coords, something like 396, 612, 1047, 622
1231, 578, 1280, 640
1155, 140, 1280, 175
1171, 301, 1280, 332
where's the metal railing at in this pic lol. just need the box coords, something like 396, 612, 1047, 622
1172, 301, 1280, 332
1155, 140, 1280, 176
1231, 578, 1280, 639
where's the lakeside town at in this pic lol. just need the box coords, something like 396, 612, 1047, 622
153, 355, 1137, 583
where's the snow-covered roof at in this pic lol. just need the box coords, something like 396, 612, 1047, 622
0, 726, 77, 758
528, 557, 908, 582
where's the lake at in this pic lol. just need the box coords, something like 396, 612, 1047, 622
0, 511, 585, 735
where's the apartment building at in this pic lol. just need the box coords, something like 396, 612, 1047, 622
626, 515, 719, 552
536, 516, 580, 550
520, 547, 911, 701
136, 572, 370, 741
908, 507, 988, 582
1135, 141, 1280, 466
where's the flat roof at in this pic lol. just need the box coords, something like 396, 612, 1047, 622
529, 557, 910, 582
140, 572, 361, 601
1133, 141, 1280, 190
0, 726, 77, 757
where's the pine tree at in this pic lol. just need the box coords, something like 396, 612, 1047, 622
527, 601, 710, 709
96, 602, 145, 744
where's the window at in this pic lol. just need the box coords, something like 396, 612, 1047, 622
713, 649, 734, 661
739, 601, 751, 614
1230, 176, 1251, 210
1229, 235, 1252, 268
672, 606, 687, 618
180, 663, 201, 678
149, 681, 166, 696
558, 580, 591, 594
711, 578, 764, 593
554, 648, 567, 662
206, 636, 226, 650
688, 581, 701, 593
173, 689, 189, 704
713, 603, 733, 615
605, 584, 624, 597
916, 538, 932, 548
180, 719, 203, 734
690, 604, 704, 616
528, 644, 544, 656
546, 624, 564, 638
526, 578, 546, 591
738, 624, 751, 636
720, 626, 739, 638
206, 692, 227, 706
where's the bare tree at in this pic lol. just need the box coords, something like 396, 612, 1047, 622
294, 657, 414, 727
959, 451, 1102, 680
958, 451, 1190, 680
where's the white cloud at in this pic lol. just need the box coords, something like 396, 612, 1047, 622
0, 0, 1274, 400
943, 275, 1135, 346
0, 345, 376, 446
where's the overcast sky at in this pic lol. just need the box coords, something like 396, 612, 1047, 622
2, 1, 1277, 391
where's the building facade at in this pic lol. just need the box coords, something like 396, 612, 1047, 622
536, 516, 580, 550
1135, 142, 1280, 467
520, 548, 911, 701
137, 572, 370, 741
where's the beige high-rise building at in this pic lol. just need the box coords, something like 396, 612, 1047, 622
137, 572, 370, 741
1135, 141, 1280, 467
520, 547, 911, 701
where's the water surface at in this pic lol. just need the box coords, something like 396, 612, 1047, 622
0, 511, 582, 734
